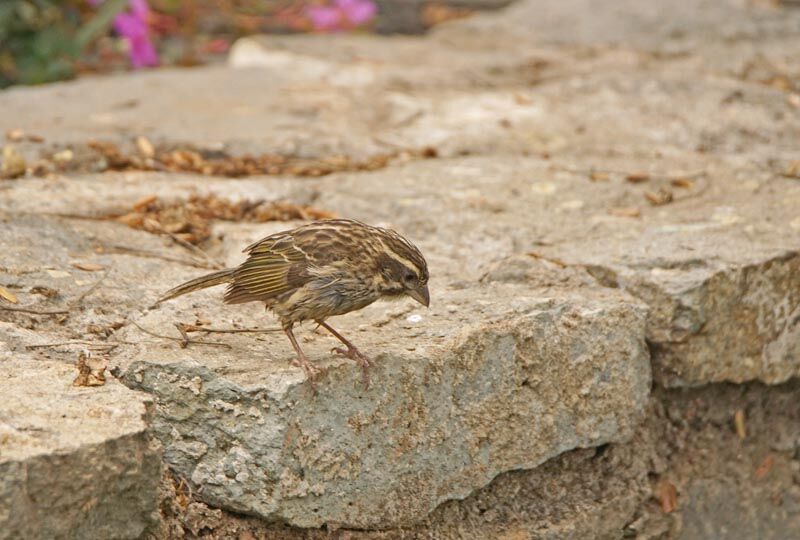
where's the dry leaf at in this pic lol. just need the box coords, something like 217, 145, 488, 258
513, 93, 533, 106
626, 172, 650, 183
590, 171, 610, 182
0, 286, 19, 304
784, 160, 800, 178
657, 479, 678, 513
30, 286, 59, 298
135, 136, 155, 158
116, 212, 145, 228
608, 207, 641, 218
72, 351, 108, 387
112, 194, 335, 244
29, 137, 435, 179
755, 455, 774, 480
764, 75, 791, 91
671, 177, 694, 189
644, 189, 674, 206
734, 409, 746, 439
527, 251, 568, 268
6, 129, 24, 142
71, 262, 106, 272
170, 474, 192, 509
132, 194, 157, 211
52, 149, 74, 163
1, 145, 26, 179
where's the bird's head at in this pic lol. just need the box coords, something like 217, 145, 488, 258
374, 230, 430, 307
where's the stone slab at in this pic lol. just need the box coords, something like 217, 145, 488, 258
0, 331, 162, 540
1, 194, 650, 528
119, 281, 649, 528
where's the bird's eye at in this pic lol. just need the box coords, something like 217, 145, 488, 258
403, 272, 416, 284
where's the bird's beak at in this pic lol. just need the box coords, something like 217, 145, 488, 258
407, 284, 430, 307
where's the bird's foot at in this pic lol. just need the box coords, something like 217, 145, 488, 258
290, 355, 321, 389
332, 346, 372, 389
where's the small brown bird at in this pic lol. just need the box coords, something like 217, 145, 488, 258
155, 218, 429, 387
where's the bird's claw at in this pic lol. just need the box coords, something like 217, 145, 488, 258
290, 357, 321, 390
332, 347, 372, 389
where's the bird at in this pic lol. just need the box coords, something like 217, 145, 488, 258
154, 218, 429, 388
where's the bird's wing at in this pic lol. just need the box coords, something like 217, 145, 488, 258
224, 234, 312, 304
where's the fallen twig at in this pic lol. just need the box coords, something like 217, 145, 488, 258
174, 322, 190, 348
146, 221, 224, 270
2, 272, 108, 318
182, 325, 280, 335
556, 166, 707, 181
27, 338, 166, 350
0, 305, 70, 315
26, 340, 120, 350
102, 244, 219, 269
130, 320, 231, 348
71, 271, 108, 307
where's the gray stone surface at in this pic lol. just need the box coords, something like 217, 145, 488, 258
0, 203, 650, 528
155, 380, 800, 539
156, 432, 656, 539
0, 331, 162, 540
121, 284, 648, 528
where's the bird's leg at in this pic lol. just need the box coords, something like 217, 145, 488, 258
283, 324, 320, 386
317, 321, 371, 388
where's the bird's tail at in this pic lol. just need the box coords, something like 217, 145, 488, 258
153, 268, 235, 306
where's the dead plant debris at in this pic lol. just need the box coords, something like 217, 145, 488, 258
0, 286, 19, 304
754, 455, 774, 480
670, 177, 694, 189
5, 129, 43, 143
1, 145, 26, 179
113, 194, 336, 245
608, 207, 641, 218
734, 409, 747, 439
625, 172, 650, 183
72, 350, 108, 387
32, 139, 438, 178
71, 262, 106, 272
30, 286, 59, 298
783, 160, 800, 179
644, 188, 674, 206
656, 479, 678, 514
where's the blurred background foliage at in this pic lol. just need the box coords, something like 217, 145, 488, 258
0, 0, 480, 89
0, 1, 84, 87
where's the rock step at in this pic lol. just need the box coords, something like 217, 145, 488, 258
0, 335, 161, 540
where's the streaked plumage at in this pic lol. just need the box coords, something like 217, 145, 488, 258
156, 219, 429, 387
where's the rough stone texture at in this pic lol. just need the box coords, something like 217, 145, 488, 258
648, 381, 800, 540
154, 380, 800, 539
2, 0, 800, 535
0, 205, 650, 528
0, 330, 162, 540
121, 285, 648, 527
156, 435, 655, 539
581, 247, 800, 387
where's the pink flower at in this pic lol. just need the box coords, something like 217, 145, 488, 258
89, 0, 159, 68
305, 0, 377, 32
